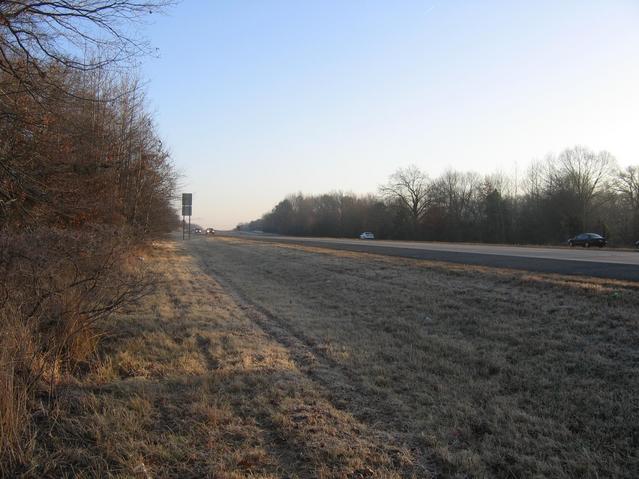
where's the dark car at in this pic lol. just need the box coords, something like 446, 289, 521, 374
205, 228, 215, 235
568, 233, 606, 248
635, 240, 639, 250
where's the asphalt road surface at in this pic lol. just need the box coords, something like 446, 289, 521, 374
224, 232, 639, 281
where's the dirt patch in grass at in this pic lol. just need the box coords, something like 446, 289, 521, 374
22, 240, 423, 478
186, 235, 639, 479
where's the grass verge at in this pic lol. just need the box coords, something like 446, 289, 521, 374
188, 235, 639, 479
21, 240, 424, 478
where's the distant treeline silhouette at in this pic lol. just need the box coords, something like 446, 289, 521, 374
241, 147, 639, 246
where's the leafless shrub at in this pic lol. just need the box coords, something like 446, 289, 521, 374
0, 227, 155, 474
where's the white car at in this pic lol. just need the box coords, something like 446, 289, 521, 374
359, 232, 375, 240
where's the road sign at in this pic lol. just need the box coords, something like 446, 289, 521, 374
182, 193, 192, 240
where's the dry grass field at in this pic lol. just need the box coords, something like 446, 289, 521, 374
22, 235, 639, 478
22, 240, 419, 478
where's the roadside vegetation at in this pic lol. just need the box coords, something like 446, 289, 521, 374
242, 150, 639, 246
0, 2, 176, 475
6, 223, 636, 477
26, 240, 423, 478
191, 236, 639, 478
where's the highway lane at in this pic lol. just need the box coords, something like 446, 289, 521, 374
223, 232, 639, 281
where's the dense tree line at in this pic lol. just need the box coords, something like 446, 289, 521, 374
243, 147, 638, 246
0, 2, 177, 473
1, 70, 177, 234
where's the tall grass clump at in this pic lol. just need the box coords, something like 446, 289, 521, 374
0, 229, 159, 474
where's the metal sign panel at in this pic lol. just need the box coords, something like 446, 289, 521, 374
182, 205, 192, 216
182, 193, 192, 206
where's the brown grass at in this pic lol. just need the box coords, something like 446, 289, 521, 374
13, 235, 638, 477
187, 235, 639, 479
19, 240, 423, 478
0, 229, 151, 476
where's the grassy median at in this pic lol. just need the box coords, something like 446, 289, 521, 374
191, 236, 639, 479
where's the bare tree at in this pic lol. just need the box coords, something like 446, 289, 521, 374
614, 166, 639, 210
614, 165, 639, 238
0, 1, 172, 79
380, 165, 429, 233
548, 146, 616, 230
429, 169, 482, 239
523, 160, 547, 202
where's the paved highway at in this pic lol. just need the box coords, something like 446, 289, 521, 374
224, 232, 639, 281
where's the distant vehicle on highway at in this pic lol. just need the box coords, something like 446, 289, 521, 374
635, 240, 639, 250
194, 227, 202, 234
205, 228, 215, 235
568, 233, 606, 248
359, 232, 375, 240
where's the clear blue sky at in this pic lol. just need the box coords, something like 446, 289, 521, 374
140, 0, 639, 229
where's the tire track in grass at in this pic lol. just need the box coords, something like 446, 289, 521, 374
191, 245, 437, 477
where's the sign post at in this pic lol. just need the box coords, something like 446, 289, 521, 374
182, 193, 192, 240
